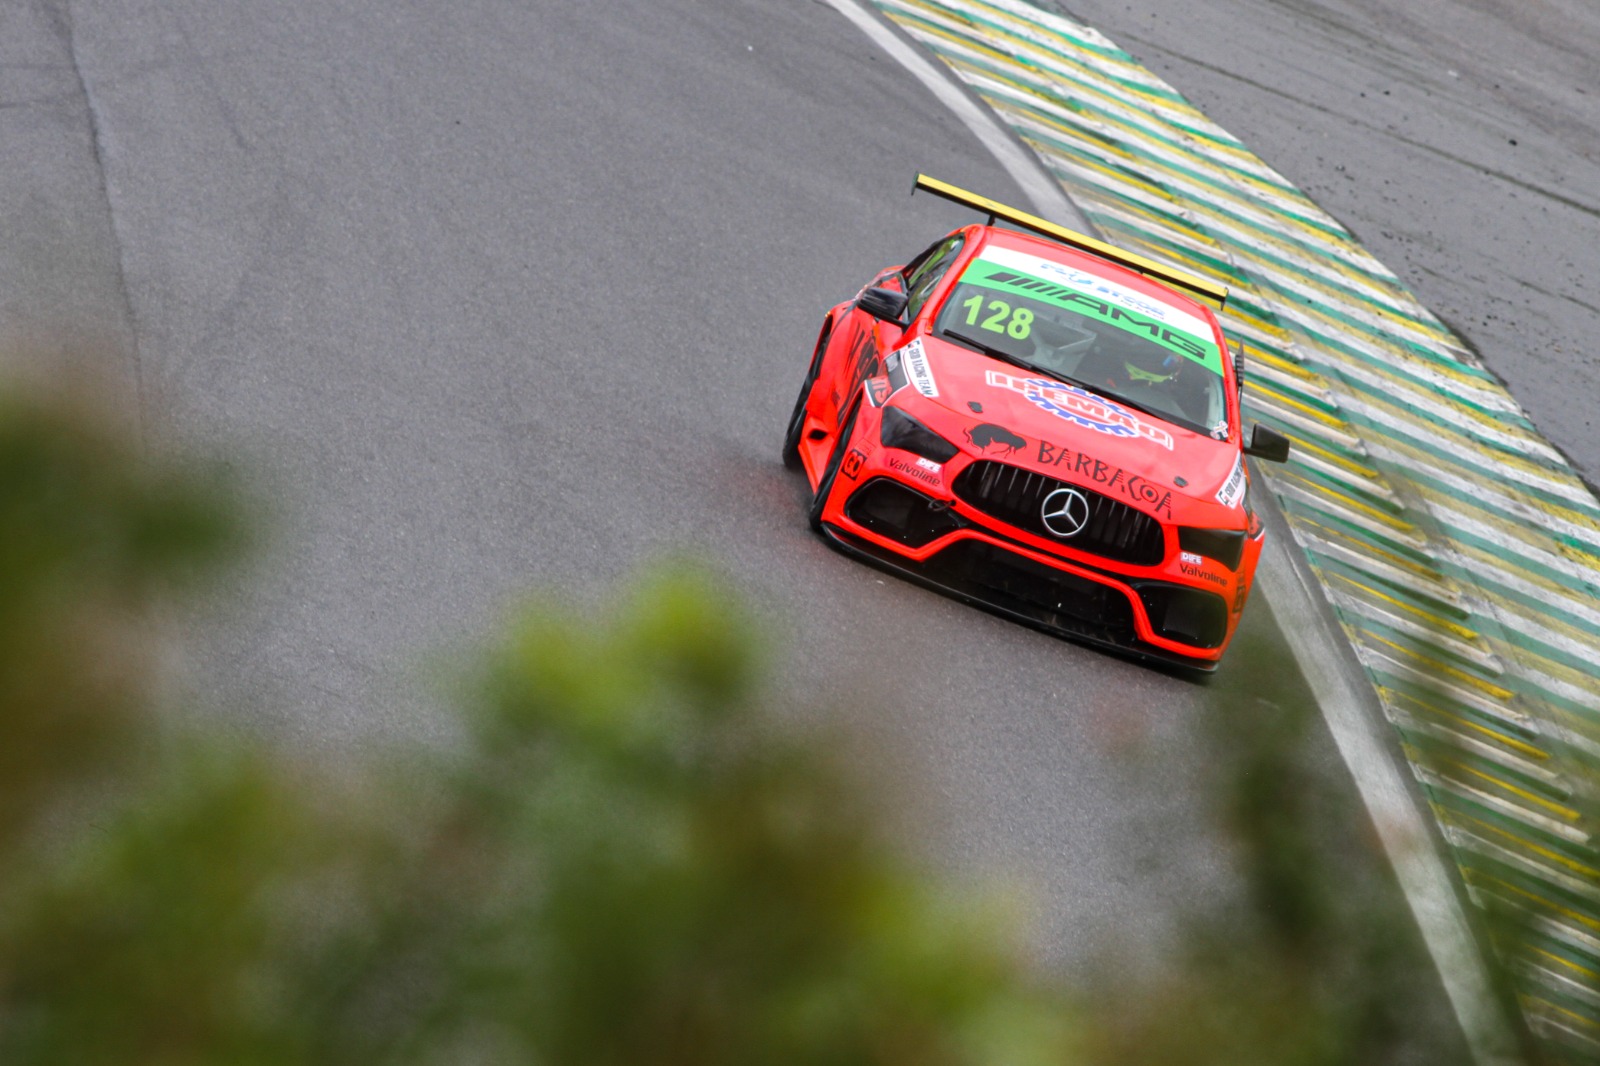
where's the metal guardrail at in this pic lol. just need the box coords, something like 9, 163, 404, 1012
866, 0, 1600, 1060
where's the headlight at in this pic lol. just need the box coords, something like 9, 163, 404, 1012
1178, 527, 1246, 571
880, 406, 958, 463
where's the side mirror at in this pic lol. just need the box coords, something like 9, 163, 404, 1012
856, 286, 908, 324
1243, 423, 1290, 463
1228, 339, 1248, 414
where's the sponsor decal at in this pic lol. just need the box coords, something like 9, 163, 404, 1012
1040, 486, 1091, 538
865, 378, 891, 407
1216, 455, 1246, 508
988, 371, 1174, 449
1209, 419, 1229, 441
1180, 551, 1204, 566
959, 249, 1223, 376
1020, 255, 1183, 324
973, 247, 1213, 332
1180, 561, 1229, 588
965, 423, 1026, 457
842, 449, 867, 480
899, 339, 938, 398
886, 453, 942, 489
1034, 440, 1174, 517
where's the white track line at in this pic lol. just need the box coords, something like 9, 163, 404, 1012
1256, 541, 1521, 1065
820, 0, 1088, 231
824, 0, 1522, 1061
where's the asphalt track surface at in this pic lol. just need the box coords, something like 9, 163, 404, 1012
2, 0, 1467, 1044
1048, 0, 1600, 487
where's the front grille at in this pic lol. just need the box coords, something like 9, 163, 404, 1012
952, 461, 1166, 566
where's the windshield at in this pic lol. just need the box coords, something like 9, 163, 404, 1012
933, 246, 1229, 438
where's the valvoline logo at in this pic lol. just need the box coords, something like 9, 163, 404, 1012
985, 371, 1174, 450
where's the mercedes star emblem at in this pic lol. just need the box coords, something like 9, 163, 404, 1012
1040, 486, 1090, 538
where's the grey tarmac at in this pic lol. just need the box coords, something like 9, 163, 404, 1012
0, 0, 1465, 1055
1049, 0, 1600, 484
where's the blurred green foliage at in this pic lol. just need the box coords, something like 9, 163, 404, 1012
1081, 629, 1461, 1066
0, 385, 1075, 1064
0, 385, 240, 846
0, 381, 1508, 1065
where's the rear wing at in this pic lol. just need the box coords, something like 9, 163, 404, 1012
912, 173, 1228, 310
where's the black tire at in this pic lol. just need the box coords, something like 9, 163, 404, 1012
807, 396, 861, 534
781, 323, 833, 470
780, 373, 812, 471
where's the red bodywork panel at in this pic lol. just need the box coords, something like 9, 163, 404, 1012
791, 226, 1267, 669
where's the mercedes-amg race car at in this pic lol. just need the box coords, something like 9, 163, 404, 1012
782, 176, 1290, 670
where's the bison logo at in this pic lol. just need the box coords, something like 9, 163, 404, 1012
965, 423, 1026, 457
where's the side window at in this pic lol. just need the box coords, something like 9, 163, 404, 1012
903, 236, 964, 319
899, 235, 949, 282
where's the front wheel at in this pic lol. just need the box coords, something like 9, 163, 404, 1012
781, 324, 832, 470
807, 397, 861, 534
780, 373, 811, 471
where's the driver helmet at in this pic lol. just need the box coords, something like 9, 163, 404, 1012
1122, 349, 1183, 385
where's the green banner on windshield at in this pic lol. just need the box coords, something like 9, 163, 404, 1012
960, 260, 1224, 376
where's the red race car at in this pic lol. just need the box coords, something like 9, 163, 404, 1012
783, 175, 1290, 670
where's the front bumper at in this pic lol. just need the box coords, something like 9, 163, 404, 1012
820, 468, 1234, 670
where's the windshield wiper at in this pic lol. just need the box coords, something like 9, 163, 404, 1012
1072, 381, 1210, 436
1086, 385, 1164, 421
943, 328, 1206, 433
940, 329, 1067, 382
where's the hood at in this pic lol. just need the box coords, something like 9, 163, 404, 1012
896, 334, 1245, 516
